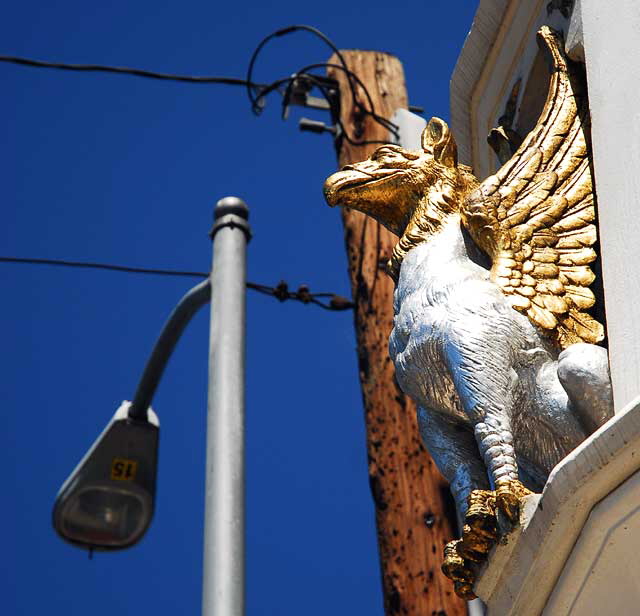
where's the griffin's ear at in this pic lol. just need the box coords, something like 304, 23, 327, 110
421, 117, 458, 168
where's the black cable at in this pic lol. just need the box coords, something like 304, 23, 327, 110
245, 25, 399, 141
244, 76, 293, 108
0, 54, 268, 87
0, 256, 207, 278
246, 24, 354, 114
286, 63, 399, 137
0, 256, 354, 311
264, 67, 396, 145
305, 75, 394, 146
1, 29, 400, 142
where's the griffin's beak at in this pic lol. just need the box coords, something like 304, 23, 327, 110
323, 161, 411, 238
324, 164, 398, 207
324, 168, 366, 207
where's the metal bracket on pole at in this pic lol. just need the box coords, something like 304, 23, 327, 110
209, 200, 252, 242
127, 279, 212, 422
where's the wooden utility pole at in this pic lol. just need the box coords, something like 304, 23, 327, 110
327, 52, 466, 616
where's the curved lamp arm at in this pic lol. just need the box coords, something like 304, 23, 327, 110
128, 278, 211, 421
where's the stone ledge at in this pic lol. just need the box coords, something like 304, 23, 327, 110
474, 395, 640, 615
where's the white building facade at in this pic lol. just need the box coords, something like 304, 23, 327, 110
450, 2, 640, 614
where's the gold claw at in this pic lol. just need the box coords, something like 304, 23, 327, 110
442, 539, 478, 600
495, 479, 532, 523
454, 580, 477, 601
442, 489, 500, 598
441, 484, 534, 598
442, 539, 475, 583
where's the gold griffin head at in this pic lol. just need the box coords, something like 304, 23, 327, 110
324, 117, 478, 280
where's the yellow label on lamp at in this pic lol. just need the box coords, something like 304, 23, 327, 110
111, 458, 138, 481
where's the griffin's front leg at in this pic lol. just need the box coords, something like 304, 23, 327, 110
473, 415, 529, 523
416, 407, 490, 520
445, 320, 532, 524
442, 406, 531, 599
417, 409, 498, 598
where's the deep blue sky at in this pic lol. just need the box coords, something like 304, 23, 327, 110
1, 2, 478, 614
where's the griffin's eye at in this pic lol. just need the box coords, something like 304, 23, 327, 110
372, 146, 404, 161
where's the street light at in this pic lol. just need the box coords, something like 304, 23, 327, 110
52, 273, 212, 551
52, 196, 250, 616
52, 401, 159, 550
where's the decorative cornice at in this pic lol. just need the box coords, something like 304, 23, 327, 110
450, 0, 511, 167
450, 0, 568, 179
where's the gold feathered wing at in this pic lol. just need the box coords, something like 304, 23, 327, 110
461, 26, 603, 349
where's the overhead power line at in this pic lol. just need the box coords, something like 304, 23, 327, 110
1, 24, 399, 146
246, 24, 399, 144
0, 55, 267, 87
0, 255, 206, 278
0, 256, 354, 311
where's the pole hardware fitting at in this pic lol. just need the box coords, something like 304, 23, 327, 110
272, 281, 314, 304
298, 117, 338, 135
295, 284, 311, 303
274, 280, 290, 301
282, 74, 333, 119
281, 74, 339, 119
209, 196, 253, 242
209, 214, 252, 242
328, 295, 354, 310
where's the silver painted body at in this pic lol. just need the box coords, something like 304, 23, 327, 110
389, 215, 613, 516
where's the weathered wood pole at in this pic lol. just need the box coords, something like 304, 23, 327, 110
327, 51, 466, 616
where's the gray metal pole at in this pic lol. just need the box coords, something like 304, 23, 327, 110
202, 197, 251, 616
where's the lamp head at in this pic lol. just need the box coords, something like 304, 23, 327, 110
53, 401, 159, 551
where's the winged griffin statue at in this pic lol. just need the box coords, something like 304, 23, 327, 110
324, 27, 613, 598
